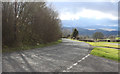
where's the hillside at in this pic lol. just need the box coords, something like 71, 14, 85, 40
62, 27, 118, 36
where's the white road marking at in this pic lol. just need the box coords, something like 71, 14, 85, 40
63, 70, 66, 72
73, 63, 78, 66
63, 54, 90, 72
21, 53, 25, 56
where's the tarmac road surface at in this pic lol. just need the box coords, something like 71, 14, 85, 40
2, 38, 118, 72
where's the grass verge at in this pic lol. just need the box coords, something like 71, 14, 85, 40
87, 42, 119, 49
91, 47, 120, 61
3, 39, 62, 53
70, 39, 120, 61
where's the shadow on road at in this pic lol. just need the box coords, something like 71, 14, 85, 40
3, 51, 36, 72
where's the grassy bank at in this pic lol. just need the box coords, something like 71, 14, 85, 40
70, 39, 120, 61
91, 47, 120, 61
86, 41, 120, 61
87, 42, 119, 49
3, 39, 62, 53
70, 40, 120, 62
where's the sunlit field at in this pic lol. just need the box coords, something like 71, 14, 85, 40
87, 42, 119, 49
91, 47, 120, 61
86, 41, 120, 61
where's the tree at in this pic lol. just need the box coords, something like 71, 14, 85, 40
71, 28, 79, 39
109, 35, 115, 40
2, 2, 61, 47
62, 29, 71, 38
2, 2, 15, 46
93, 32, 104, 40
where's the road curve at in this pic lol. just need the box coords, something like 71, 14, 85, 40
2, 38, 118, 72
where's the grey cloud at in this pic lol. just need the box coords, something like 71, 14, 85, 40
52, 2, 118, 16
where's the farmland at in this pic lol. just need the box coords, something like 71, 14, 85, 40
86, 41, 120, 61
87, 42, 119, 49
91, 47, 120, 61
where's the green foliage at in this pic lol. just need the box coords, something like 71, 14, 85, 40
3, 39, 62, 53
93, 32, 104, 40
71, 28, 79, 38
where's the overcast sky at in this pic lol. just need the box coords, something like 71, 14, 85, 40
48, 1, 118, 31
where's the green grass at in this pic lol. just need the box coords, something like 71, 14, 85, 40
68, 39, 120, 61
91, 47, 120, 61
87, 42, 119, 49
116, 37, 120, 40
3, 39, 62, 53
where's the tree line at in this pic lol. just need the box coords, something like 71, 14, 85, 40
2, 2, 61, 47
62, 28, 117, 41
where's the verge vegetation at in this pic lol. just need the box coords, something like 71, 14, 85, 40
2, 2, 62, 52
70, 39, 119, 61
87, 42, 119, 49
86, 41, 119, 61
91, 47, 120, 61
3, 39, 62, 53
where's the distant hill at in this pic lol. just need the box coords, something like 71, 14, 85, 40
62, 27, 118, 36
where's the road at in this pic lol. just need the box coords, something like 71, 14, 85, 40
103, 43, 120, 45
2, 38, 118, 72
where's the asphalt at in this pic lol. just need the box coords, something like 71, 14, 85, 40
103, 43, 120, 45
2, 38, 119, 72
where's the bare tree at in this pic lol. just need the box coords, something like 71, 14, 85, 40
2, 2, 61, 47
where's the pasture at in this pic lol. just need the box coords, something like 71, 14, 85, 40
91, 47, 120, 61
87, 42, 119, 49
86, 41, 120, 61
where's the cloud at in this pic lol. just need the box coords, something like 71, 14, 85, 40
52, 2, 118, 30
87, 29, 96, 30
110, 0, 119, 2
100, 28, 117, 31
108, 24, 118, 27
96, 24, 118, 27
59, 8, 117, 20
47, 0, 119, 2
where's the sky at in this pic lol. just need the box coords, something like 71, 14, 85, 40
47, 1, 118, 31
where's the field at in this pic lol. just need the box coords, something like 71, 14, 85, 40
86, 41, 120, 61
87, 42, 119, 49
91, 47, 120, 61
